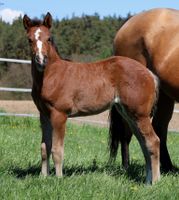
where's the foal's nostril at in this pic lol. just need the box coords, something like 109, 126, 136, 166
43, 56, 48, 64
35, 55, 40, 63
35, 55, 47, 68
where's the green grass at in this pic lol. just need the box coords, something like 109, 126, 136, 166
0, 117, 179, 200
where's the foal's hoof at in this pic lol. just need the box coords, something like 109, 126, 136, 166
145, 177, 160, 185
39, 174, 48, 178
56, 174, 63, 178
40, 171, 49, 177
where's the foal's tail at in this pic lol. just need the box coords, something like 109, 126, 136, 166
108, 105, 126, 162
150, 71, 160, 117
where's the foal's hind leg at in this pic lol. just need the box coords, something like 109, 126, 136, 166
152, 89, 174, 172
50, 109, 67, 177
40, 113, 53, 176
136, 117, 160, 184
121, 122, 132, 169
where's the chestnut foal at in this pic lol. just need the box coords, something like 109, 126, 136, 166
23, 13, 160, 184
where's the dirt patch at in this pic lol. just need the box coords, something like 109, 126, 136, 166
0, 100, 38, 114
0, 100, 179, 131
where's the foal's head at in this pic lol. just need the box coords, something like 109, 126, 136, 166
23, 13, 53, 72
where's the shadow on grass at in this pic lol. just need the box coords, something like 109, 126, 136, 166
10, 164, 41, 179
9, 161, 144, 183
63, 161, 145, 183
9, 161, 179, 183
161, 165, 179, 175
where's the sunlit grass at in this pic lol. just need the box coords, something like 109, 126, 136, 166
0, 117, 179, 200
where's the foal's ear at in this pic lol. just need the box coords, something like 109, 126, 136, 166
43, 12, 52, 29
23, 14, 32, 30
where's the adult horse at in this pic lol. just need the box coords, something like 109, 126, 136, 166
112, 8, 179, 172
23, 13, 160, 183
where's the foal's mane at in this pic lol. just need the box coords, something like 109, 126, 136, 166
49, 36, 60, 56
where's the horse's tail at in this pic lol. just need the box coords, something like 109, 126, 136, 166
108, 105, 126, 162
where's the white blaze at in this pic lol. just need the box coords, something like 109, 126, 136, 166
34, 28, 44, 64
114, 96, 120, 103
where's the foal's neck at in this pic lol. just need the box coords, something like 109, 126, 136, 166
48, 44, 61, 65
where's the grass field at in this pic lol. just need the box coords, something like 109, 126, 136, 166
0, 117, 179, 200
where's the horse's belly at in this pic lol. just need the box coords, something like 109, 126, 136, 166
69, 88, 115, 117
154, 60, 179, 101
69, 103, 110, 117
161, 82, 179, 102
71, 96, 113, 117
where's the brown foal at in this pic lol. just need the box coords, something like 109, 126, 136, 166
23, 12, 160, 184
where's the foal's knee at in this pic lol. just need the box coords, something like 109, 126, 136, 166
41, 142, 47, 160
51, 147, 63, 162
137, 118, 160, 155
147, 135, 160, 157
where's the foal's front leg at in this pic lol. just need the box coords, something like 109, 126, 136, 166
135, 117, 160, 184
40, 113, 53, 176
50, 109, 67, 177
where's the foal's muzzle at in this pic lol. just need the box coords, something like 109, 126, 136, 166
35, 55, 48, 72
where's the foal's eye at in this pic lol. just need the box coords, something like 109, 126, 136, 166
48, 38, 51, 42
28, 39, 33, 44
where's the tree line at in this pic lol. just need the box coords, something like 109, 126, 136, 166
0, 13, 131, 99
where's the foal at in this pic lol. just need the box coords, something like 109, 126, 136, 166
23, 12, 160, 184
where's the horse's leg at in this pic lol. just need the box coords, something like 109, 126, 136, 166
121, 122, 132, 169
40, 113, 53, 176
152, 89, 174, 172
135, 117, 160, 184
109, 106, 132, 168
50, 109, 67, 177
